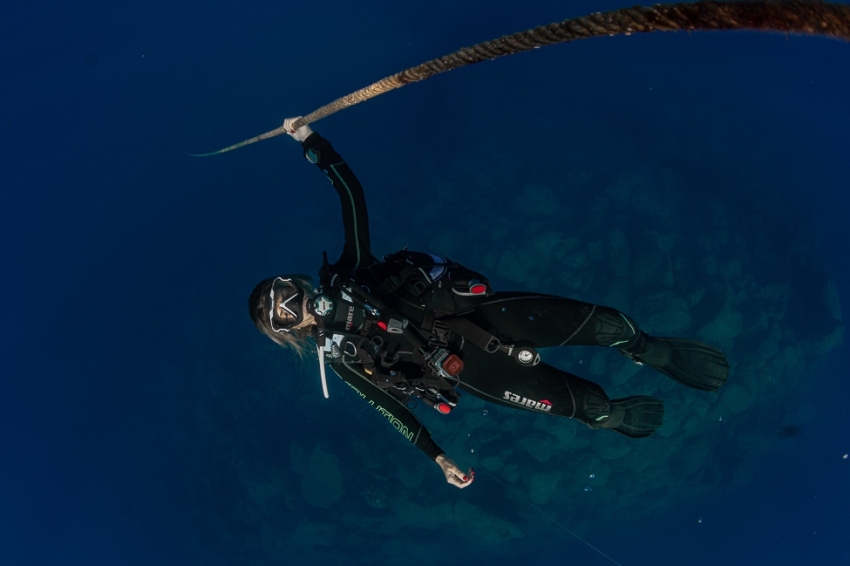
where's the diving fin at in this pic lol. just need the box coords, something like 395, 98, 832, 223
597, 396, 665, 438
623, 334, 729, 393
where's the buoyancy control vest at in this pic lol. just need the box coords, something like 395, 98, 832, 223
309, 250, 492, 413
376, 250, 544, 368
375, 250, 493, 316
311, 249, 542, 413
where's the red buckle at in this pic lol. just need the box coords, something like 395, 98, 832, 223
441, 354, 464, 376
468, 279, 488, 295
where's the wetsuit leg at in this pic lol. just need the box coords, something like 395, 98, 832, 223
465, 291, 643, 350
458, 341, 611, 426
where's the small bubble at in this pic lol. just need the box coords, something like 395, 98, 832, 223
589, 473, 595, 479
698, 517, 703, 524
718, 416, 724, 422
843, 454, 848, 459
501, 307, 507, 312
528, 315, 535, 321
470, 448, 475, 453
584, 486, 593, 492
579, 360, 583, 364
482, 409, 488, 416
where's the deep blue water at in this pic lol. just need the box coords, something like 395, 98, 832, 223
1, 1, 848, 565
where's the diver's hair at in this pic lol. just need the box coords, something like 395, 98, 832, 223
248, 275, 315, 358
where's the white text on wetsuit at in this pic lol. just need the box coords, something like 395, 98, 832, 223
504, 390, 552, 412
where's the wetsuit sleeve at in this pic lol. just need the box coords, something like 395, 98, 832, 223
329, 363, 444, 461
301, 132, 374, 271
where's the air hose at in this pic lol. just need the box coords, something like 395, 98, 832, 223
196, 0, 850, 156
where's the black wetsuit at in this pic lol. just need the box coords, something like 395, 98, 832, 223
302, 133, 645, 462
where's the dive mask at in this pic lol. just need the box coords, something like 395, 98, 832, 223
268, 277, 304, 333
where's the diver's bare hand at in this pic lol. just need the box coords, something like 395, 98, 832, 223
436, 454, 474, 489
283, 116, 313, 142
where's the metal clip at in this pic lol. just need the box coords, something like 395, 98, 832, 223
386, 318, 408, 334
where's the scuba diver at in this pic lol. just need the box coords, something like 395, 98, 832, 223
249, 118, 730, 489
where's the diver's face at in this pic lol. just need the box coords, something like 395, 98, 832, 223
269, 278, 303, 333
268, 278, 316, 333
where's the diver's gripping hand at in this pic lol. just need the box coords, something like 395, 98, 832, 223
283, 116, 313, 142
436, 454, 474, 489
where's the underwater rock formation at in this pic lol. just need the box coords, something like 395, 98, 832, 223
300, 446, 343, 509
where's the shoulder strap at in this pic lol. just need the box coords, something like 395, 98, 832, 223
440, 317, 541, 367
440, 317, 501, 353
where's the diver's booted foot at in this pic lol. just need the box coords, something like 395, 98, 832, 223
596, 396, 665, 438
621, 333, 729, 393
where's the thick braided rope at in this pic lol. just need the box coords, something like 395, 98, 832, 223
196, 1, 850, 156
